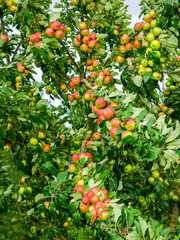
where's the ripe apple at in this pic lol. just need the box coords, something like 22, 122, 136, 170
86, 2, 95, 10
88, 40, 97, 48
74, 185, 84, 193
69, 164, 76, 173
126, 43, 133, 51
143, 22, 151, 31
142, 41, 149, 47
74, 92, 81, 100
43, 144, 51, 152
119, 45, 126, 53
151, 40, 160, 50
97, 115, 105, 125
120, 35, 130, 44
91, 187, 100, 194
144, 14, 152, 22
55, 30, 65, 40
109, 127, 118, 138
24, 70, 29, 76
77, 179, 84, 186
81, 28, 89, 36
18, 65, 25, 72
152, 170, 160, 178
125, 119, 136, 131
79, 152, 87, 160
87, 162, 93, 169
51, 20, 61, 30
90, 209, 97, 221
69, 81, 77, 89
104, 76, 112, 84
92, 132, 102, 140
90, 194, 99, 204
73, 40, 80, 47
72, 76, 81, 85
80, 43, 88, 52
38, 131, 46, 139
82, 195, 90, 205
79, 22, 87, 29
138, 68, 146, 75
103, 107, 114, 119
121, 131, 132, 140
86, 140, 93, 148
94, 201, 104, 209
10, 5, 18, 12
0, 35, 9, 42
111, 118, 121, 127
30, 34, 39, 43
116, 56, 125, 64
99, 210, 109, 221
134, 22, 143, 31
133, 40, 141, 49
95, 98, 106, 108
150, 20, 157, 28
45, 27, 55, 37
29, 137, 38, 145
92, 59, 99, 67
68, 94, 74, 101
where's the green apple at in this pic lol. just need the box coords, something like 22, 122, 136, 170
124, 164, 132, 173
141, 59, 149, 67
148, 193, 155, 199
148, 177, 154, 184
153, 72, 162, 80
148, 60, 154, 67
18, 187, 25, 195
146, 67, 152, 73
138, 196, 145, 203
27, 187, 32, 193
138, 68, 146, 75
151, 40, 160, 50
29, 137, 38, 145
146, 33, 155, 42
152, 170, 160, 178
41, 212, 46, 218
172, 195, 179, 202
153, 27, 162, 36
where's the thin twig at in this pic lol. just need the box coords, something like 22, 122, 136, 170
0, 16, 10, 64
163, 70, 180, 74
81, 78, 94, 91
12, 40, 23, 59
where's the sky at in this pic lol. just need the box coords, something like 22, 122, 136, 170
38, 0, 142, 105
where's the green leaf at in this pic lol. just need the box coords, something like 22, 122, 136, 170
0, 39, 6, 47
73, 212, 81, 227
126, 230, 141, 240
112, 203, 124, 225
133, 75, 142, 87
164, 150, 179, 163
165, 126, 180, 143
138, 216, 148, 236
168, 71, 180, 83
68, 201, 79, 213
3, 184, 14, 197
88, 113, 97, 118
27, 208, 34, 216
57, 172, 67, 185
146, 147, 161, 162
35, 193, 46, 202
78, 230, 90, 240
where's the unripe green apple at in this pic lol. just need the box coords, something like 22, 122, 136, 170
151, 40, 160, 50
27, 187, 32, 193
146, 33, 155, 42
124, 164, 132, 173
18, 187, 25, 195
29, 137, 38, 145
141, 59, 149, 67
172, 195, 179, 202
148, 177, 154, 184
153, 27, 162, 36
153, 72, 162, 80
152, 170, 160, 178
138, 196, 145, 203
148, 193, 155, 199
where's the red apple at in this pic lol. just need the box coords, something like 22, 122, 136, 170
91, 186, 100, 194
95, 98, 106, 108
51, 20, 61, 30
90, 33, 96, 40
69, 164, 76, 173
120, 35, 130, 44
45, 27, 55, 37
79, 22, 87, 29
87, 162, 93, 169
104, 76, 112, 84
73, 40, 80, 47
83, 35, 90, 43
90, 195, 99, 204
74, 92, 81, 100
92, 132, 102, 140
144, 14, 152, 22
97, 115, 105, 125
72, 76, 81, 85
99, 210, 109, 221
80, 43, 88, 52
109, 127, 118, 138
74, 185, 84, 193
68, 94, 74, 101
119, 45, 126, 53
55, 30, 65, 40
0, 35, 9, 42
94, 201, 104, 209
81, 29, 89, 36
133, 40, 141, 49
86, 140, 93, 148
43, 144, 51, 152
79, 202, 89, 212
103, 107, 114, 119
86, 152, 93, 159
125, 119, 136, 131
82, 195, 90, 205
72, 153, 79, 162
97, 109, 104, 117
88, 40, 97, 48
134, 22, 143, 31
69, 81, 77, 89
92, 59, 99, 67
121, 131, 132, 140
111, 118, 121, 127
116, 56, 125, 64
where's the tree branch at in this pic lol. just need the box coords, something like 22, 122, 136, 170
61, 42, 84, 76
12, 40, 23, 59
163, 70, 180, 74
81, 78, 95, 92
102, 48, 119, 69
59, 68, 71, 82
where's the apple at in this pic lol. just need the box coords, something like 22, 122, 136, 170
104, 76, 112, 84
90, 209, 97, 221
30, 34, 39, 43
86, 140, 93, 148
97, 109, 104, 117
148, 193, 155, 199
142, 41, 149, 47
73, 40, 80, 47
86, 2, 95, 10
92, 132, 102, 140
27, 186, 32, 193
18, 187, 25, 195
24, 70, 29, 76
124, 164, 132, 173
94, 201, 104, 209
10, 5, 18, 12
0, 35, 9, 42
69, 164, 76, 173
172, 195, 179, 202
148, 60, 154, 67
81, 29, 89, 36
151, 40, 160, 50
87, 162, 93, 169
79, 22, 87, 29
125, 119, 136, 131
121, 131, 132, 140
134, 22, 143, 31
138, 68, 146, 75
114, 30, 118, 35
82, 195, 90, 205
116, 56, 125, 64
44, 145, 51, 152
7, 0, 13, 6
45, 27, 55, 37
18, 65, 25, 72
133, 40, 141, 49
109, 127, 118, 138
29, 137, 38, 145
92, 59, 99, 67
77, 179, 84, 186
74, 185, 84, 194
55, 30, 65, 40
88, 40, 97, 48
144, 14, 152, 22
79, 152, 87, 160
97, 115, 105, 125
96, 207, 103, 216
109, 102, 118, 108
126, 43, 133, 51
146, 67, 152, 73
95, 98, 106, 108
84, 92, 91, 101
72, 76, 81, 85
74, 92, 81, 100
111, 118, 121, 127
146, 33, 154, 42
99, 210, 109, 221
141, 59, 149, 67
91, 187, 100, 194
4, 143, 11, 152
153, 72, 162, 80
120, 35, 130, 44
90, 195, 99, 204
161, 106, 168, 112
138, 196, 145, 203
143, 22, 151, 31
152, 170, 160, 178
167, 108, 174, 115
51, 20, 61, 30
119, 45, 126, 53
38, 131, 46, 139
103, 107, 114, 119
150, 20, 157, 28
69, 81, 77, 89
153, 27, 162, 36
72, 0, 79, 5
80, 43, 88, 52
150, 10, 156, 18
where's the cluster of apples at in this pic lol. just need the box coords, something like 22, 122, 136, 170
45, 85, 59, 97
148, 170, 163, 185
6, 0, 18, 12
113, 25, 119, 36
72, 0, 96, 11
29, 131, 51, 153
86, 59, 99, 72
116, 10, 166, 82
15, 63, 29, 89
86, 68, 113, 87
60, 84, 68, 92
72, 185, 111, 221
163, 76, 180, 98
169, 192, 179, 202
73, 22, 99, 53
157, 103, 174, 117
69, 152, 93, 174
89, 98, 136, 139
